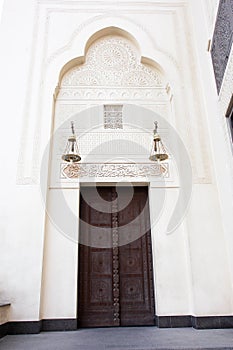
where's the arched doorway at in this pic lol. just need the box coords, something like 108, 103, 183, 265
41, 27, 175, 327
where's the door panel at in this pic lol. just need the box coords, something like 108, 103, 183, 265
118, 188, 155, 326
119, 233, 155, 326
78, 187, 115, 327
78, 186, 155, 327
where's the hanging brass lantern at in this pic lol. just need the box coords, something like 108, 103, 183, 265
62, 121, 81, 163
149, 121, 168, 162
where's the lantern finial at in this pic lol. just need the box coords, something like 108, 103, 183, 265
61, 121, 81, 163
149, 121, 168, 162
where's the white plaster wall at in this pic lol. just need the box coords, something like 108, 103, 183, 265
0, 0, 46, 321
189, 0, 233, 311
186, 185, 233, 315
40, 188, 79, 319
0, 0, 4, 21
0, 0, 232, 322
149, 187, 192, 315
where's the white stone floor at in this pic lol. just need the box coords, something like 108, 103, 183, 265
1, 327, 233, 350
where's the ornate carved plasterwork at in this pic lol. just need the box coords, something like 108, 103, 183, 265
58, 131, 156, 156
17, 4, 180, 186
211, 0, 233, 93
60, 162, 169, 179
104, 105, 123, 129
59, 36, 164, 90
45, 11, 180, 74
57, 87, 168, 101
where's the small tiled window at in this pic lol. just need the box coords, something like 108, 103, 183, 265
104, 105, 123, 129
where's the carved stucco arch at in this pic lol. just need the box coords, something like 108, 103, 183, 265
52, 30, 173, 183
48, 19, 180, 92
50, 21, 210, 187
57, 28, 168, 92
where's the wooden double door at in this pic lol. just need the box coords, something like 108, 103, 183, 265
78, 186, 155, 327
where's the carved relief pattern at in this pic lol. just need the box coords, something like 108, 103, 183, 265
142, 233, 151, 306
111, 190, 120, 325
91, 280, 112, 302
60, 162, 169, 179
58, 131, 154, 155
55, 35, 171, 184
60, 36, 164, 90
211, 0, 233, 93
147, 230, 155, 311
104, 105, 123, 129
57, 88, 168, 101
122, 279, 143, 301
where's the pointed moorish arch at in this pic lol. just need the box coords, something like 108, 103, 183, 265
48, 20, 180, 94
57, 26, 168, 91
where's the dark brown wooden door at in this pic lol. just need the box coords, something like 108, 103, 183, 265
78, 186, 155, 327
